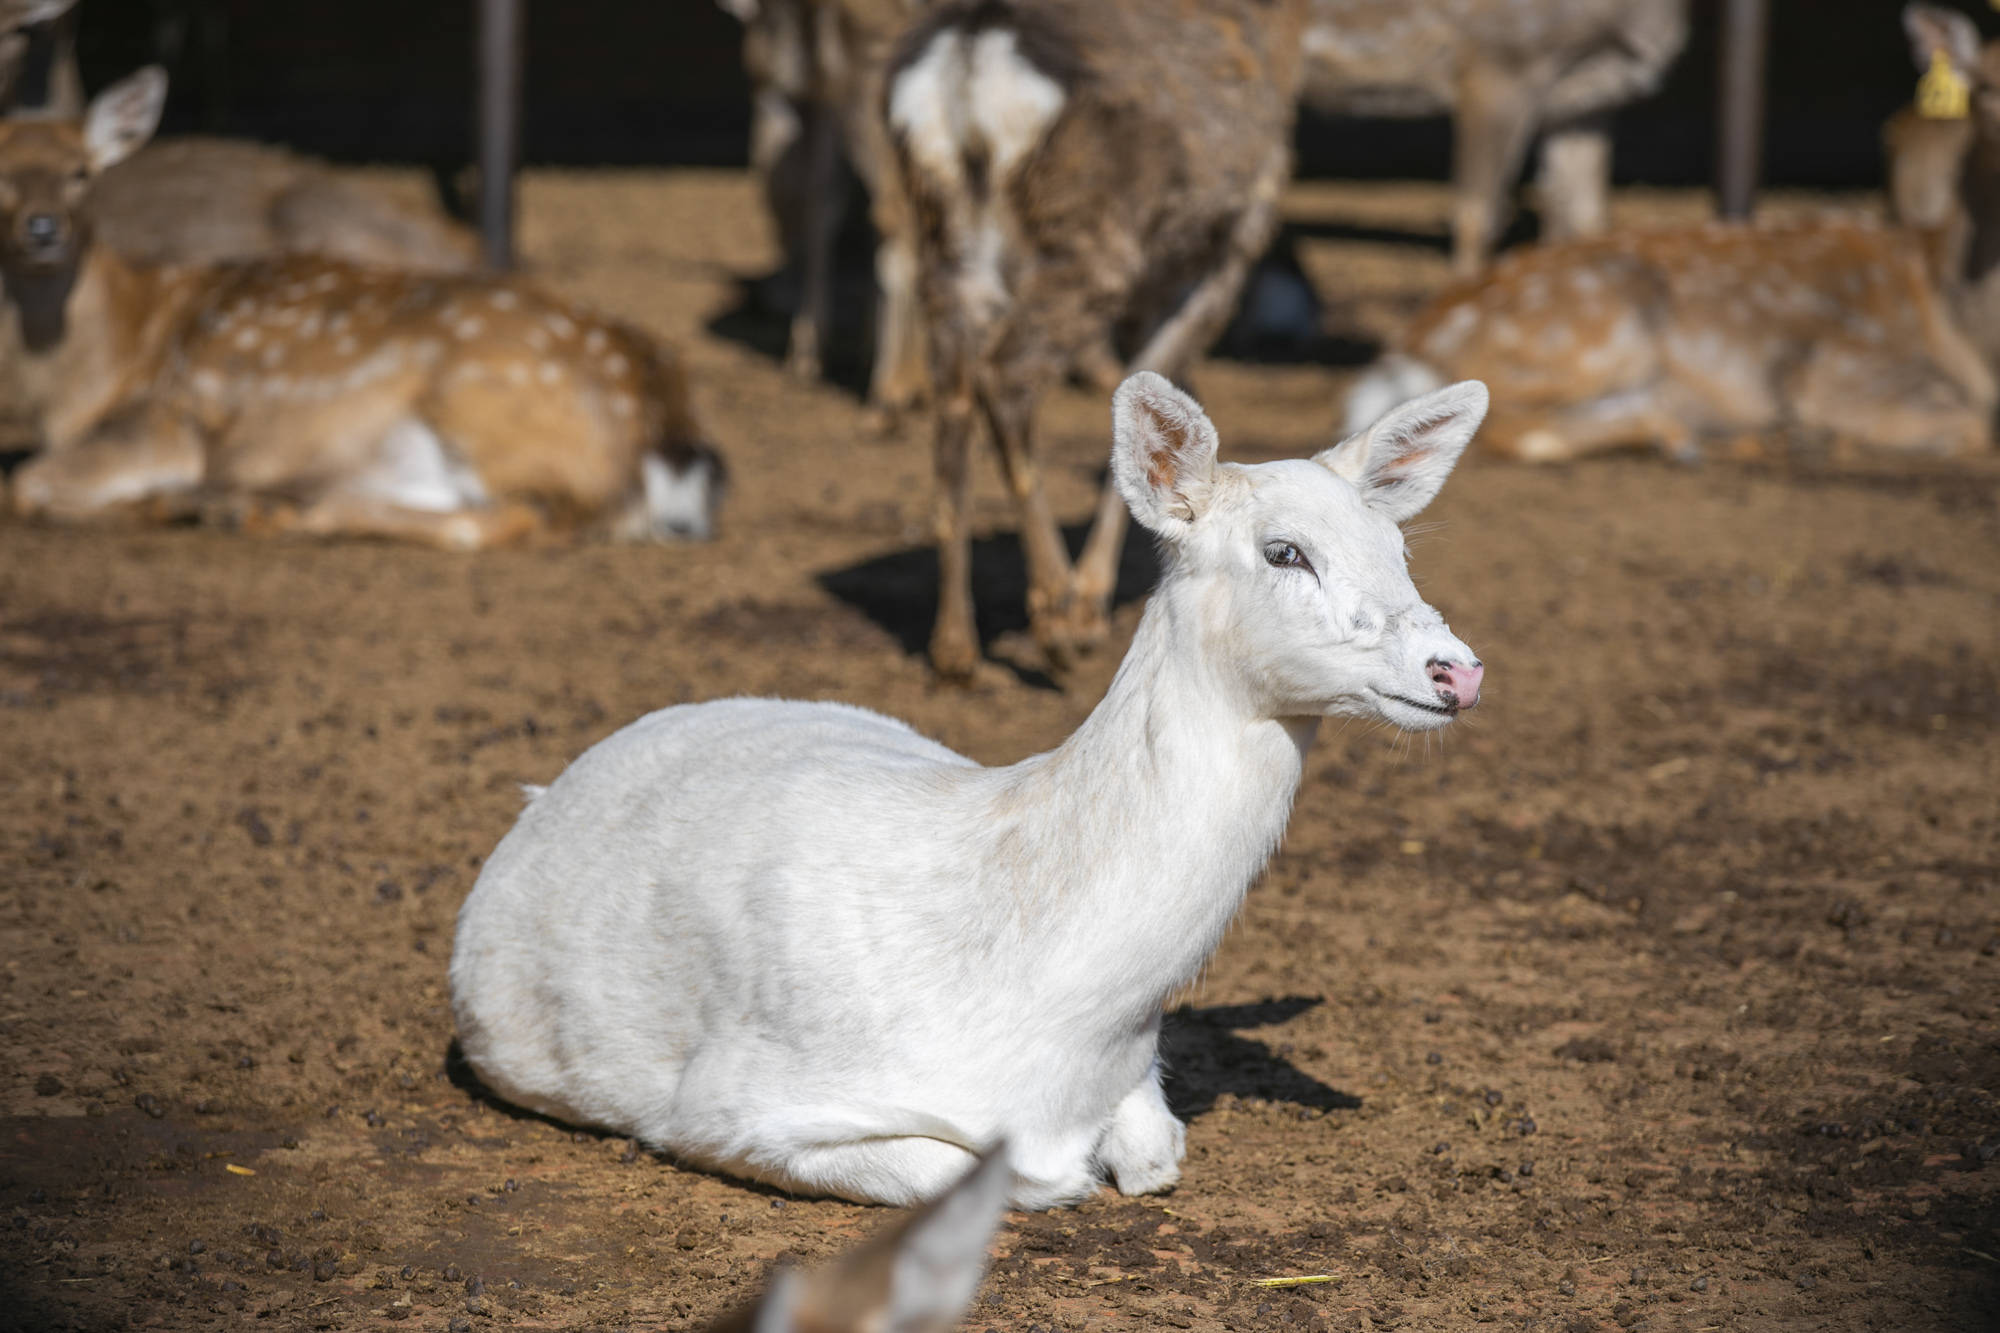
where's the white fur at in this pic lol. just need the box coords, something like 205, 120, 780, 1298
640, 452, 719, 540
346, 418, 489, 512
450, 375, 1488, 1209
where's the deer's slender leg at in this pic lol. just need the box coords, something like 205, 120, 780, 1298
289, 492, 544, 549
928, 385, 980, 679
1536, 112, 1613, 240
785, 104, 845, 381
10, 406, 203, 522
979, 373, 1083, 665
1452, 62, 1546, 274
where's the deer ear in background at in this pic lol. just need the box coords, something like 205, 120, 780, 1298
82, 65, 167, 173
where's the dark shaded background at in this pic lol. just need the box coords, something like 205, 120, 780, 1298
60, 1, 1985, 188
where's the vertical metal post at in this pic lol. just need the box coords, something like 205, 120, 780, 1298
1716, 0, 1769, 220
477, 0, 524, 270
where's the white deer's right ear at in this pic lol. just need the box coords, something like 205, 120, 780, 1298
1316, 380, 1486, 524
1111, 371, 1219, 537
83, 66, 167, 174
1905, 3, 1982, 76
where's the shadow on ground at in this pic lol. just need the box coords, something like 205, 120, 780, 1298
817, 520, 1161, 682
1162, 996, 1363, 1120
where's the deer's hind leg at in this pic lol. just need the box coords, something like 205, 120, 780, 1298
286, 417, 545, 550
10, 405, 204, 524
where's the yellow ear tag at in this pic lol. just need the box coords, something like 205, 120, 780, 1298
1918, 50, 1971, 119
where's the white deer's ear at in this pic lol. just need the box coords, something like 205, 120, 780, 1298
1905, 3, 1982, 76
1316, 380, 1486, 524
1111, 371, 1219, 537
83, 66, 167, 173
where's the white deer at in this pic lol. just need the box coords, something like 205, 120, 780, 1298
450, 372, 1489, 1208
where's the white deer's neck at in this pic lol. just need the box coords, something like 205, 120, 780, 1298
992, 579, 1316, 1019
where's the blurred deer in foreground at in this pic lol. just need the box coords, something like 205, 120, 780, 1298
722, 0, 932, 414
888, 0, 1309, 678
1304, 0, 1688, 273
1346, 217, 1995, 461
704, 1148, 1011, 1333
5, 69, 725, 546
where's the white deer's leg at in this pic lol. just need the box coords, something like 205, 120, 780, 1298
1094, 1061, 1185, 1197
773, 1135, 982, 1208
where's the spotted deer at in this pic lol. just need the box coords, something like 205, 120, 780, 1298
4, 69, 724, 546
886, 0, 1311, 679
452, 372, 1487, 1208
1344, 216, 1996, 461
0, 0, 77, 115
705, 1147, 1011, 1333
1304, 0, 1688, 273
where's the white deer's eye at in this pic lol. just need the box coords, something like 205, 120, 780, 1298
1263, 541, 1312, 573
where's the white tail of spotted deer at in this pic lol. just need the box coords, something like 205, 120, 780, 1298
5, 68, 724, 547
450, 372, 1487, 1209
1303, 0, 1688, 272
705, 1147, 1012, 1333
1345, 217, 1996, 461
886, 0, 1310, 678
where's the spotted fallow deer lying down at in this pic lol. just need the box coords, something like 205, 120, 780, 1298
886, 0, 1311, 679
1344, 216, 1998, 463
1304, 0, 1689, 274
5, 69, 725, 546
451, 372, 1488, 1208
705, 1147, 1011, 1333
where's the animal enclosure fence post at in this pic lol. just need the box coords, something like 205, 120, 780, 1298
1715, 0, 1768, 220
477, 0, 523, 270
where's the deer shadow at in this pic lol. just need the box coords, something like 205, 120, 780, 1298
815, 517, 1161, 687
1160, 995, 1363, 1119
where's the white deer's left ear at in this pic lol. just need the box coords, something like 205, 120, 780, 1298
83, 66, 167, 174
1316, 379, 1486, 523
1111, 371, 1219, 538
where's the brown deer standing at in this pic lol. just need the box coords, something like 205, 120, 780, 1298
1303, 0, 1689, 273
4, 69, 725, 547
887, 0, 1309, 679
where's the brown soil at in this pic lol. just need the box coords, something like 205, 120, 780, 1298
2, 173, 1996, 1333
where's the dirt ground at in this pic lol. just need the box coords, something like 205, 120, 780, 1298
1, 171, 1996, 1333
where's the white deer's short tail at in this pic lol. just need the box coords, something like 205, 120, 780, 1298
1342, 353, 1446, 437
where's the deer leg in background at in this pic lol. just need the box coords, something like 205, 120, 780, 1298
10, 403, 203, 521
786, 104, 846, 381
289, 491, 544, 550
1536, 111, 1612, 240
1451, 61, 1546, 273
865, 170, 928, 426
1070, 154, 1286, 631
978, 369, 1081, 667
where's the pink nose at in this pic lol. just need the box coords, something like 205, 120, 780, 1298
1428, 658, 1483, 712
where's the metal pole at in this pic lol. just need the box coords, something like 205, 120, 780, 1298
1716, 0, 1769, 220
477, 0, 524, 270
